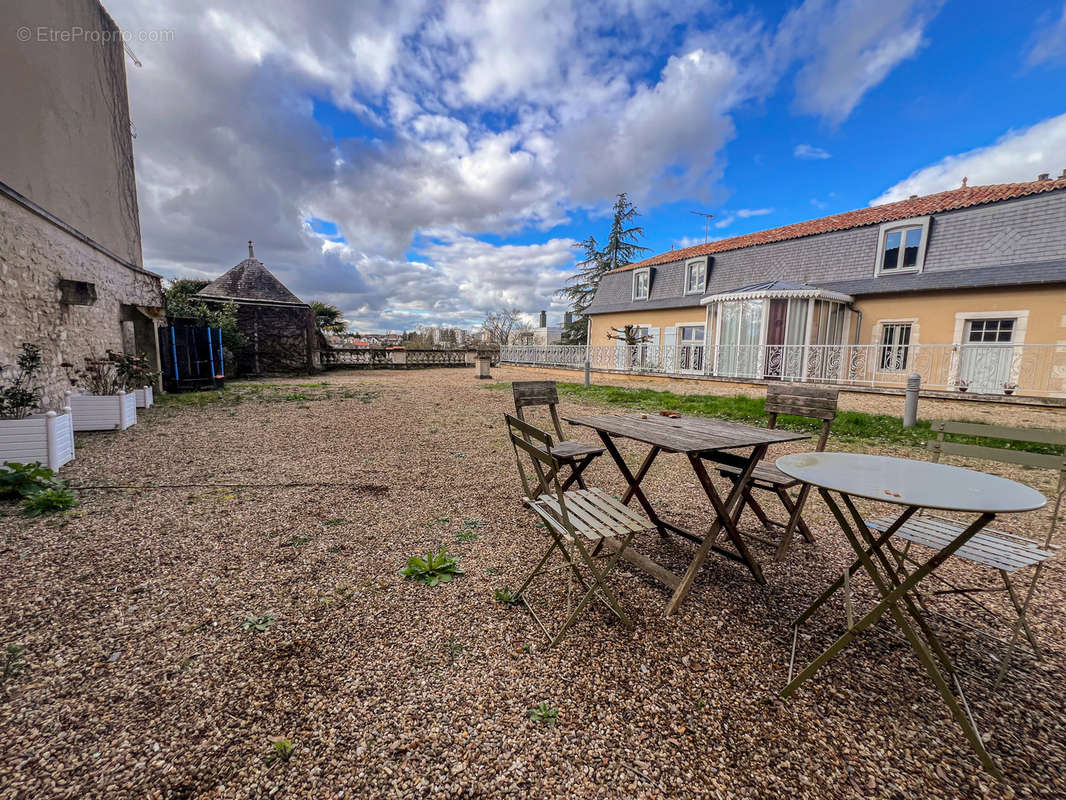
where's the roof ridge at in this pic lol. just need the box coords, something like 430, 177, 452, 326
610, 177, 1066, 273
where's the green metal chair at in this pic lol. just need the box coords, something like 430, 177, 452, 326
867, 420, 1063, 686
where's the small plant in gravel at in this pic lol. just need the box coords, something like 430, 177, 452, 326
445, 635, 465, 666
529, 701, 559, 725
401, 548, 464, 587
20, 485, 78, 516
2, 644, 26, 685
241, 614, 276, 634
323, 517, 347, 527
1, 461, 57, 500
266, 737, 294, 764
455, 528, 479, 543
493, 588, 518, 605
283, 534, 309, 548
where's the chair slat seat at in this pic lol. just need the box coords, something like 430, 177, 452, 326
536, 440, 606, 461
868, 513, 1054, 572
718, 459, 799, 488
530, 488, 651, 542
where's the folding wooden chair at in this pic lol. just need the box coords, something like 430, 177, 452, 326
718, 384, 839, 560
867, 420, 1062, 686
512, 381, 605, 490
504, 413, 651, 648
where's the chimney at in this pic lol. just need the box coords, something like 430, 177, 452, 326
564, 311, 573, 326
248, 240, 255, 258
1060, 168, 1066, 179
1038, 173, 1050, 181
909, 194, 918, 199
538, 310, 547, 328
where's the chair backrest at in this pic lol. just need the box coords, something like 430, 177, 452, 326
764, 384, 840, 451
504, 413, 576, 534
928, 420, 1066, 546
512, 381, 567, 441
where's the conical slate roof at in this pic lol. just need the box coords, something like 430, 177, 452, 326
197, 246, 307, 307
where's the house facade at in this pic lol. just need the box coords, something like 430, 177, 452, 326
583, 176, 1066, 395
0, 0, 164, 408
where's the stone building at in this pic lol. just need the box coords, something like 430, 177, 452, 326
0, 0, 164, 409
196, 243, 321, 374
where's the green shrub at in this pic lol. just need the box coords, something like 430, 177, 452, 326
0, 461, 56, 500
20, 485, 77, 516
401, 548, 464, 586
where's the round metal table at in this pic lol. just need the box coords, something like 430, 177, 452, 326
775, 452, 1046, 782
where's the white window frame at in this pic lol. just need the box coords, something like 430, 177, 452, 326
874, 216, 931, 276
683, 259, 707, 295
632, 268, 651, 301
948, 309, 1029, 386
877, 321, 914, 372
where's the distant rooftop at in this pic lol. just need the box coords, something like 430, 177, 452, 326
197, 241, 307, 307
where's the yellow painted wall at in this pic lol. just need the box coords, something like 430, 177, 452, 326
588, 307, 706, 345
853, 285, 1066, 345
588, 285, 1066, 347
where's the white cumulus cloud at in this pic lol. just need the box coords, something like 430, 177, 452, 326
871, 112, 1066, 205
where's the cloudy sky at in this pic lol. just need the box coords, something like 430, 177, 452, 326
106, 0, 1066, 332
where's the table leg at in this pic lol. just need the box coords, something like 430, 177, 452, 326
621, 445, 662, 507
595, 432, 669, 537
782, 490, 1002, 780
664, 445, 768, 615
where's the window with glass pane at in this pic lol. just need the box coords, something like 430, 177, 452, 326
634, 271, 649, 299
879, 323, 911, 370
881, 226, 922, 271
685, 261, 706, 294
967, 318, 1014, 343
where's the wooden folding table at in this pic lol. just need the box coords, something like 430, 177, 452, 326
563, 413, 808, 614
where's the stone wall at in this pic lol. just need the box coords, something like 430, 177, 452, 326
230, 304, 320, 375
0, 196, 164, 410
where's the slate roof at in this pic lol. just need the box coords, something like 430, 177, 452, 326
197, 257, 307, 307
609, 177, 1066, 273
822, 259, 1066, 297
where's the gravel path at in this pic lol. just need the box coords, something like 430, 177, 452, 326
1, 369, 1063, 799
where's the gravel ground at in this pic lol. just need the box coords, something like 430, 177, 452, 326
1, 368, 1063, 799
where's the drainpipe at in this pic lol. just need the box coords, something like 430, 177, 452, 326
848, 303, 862, 345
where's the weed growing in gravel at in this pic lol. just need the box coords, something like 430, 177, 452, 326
445, 635, 465, 666
455, 521, 480, 543
266, 738, 294, 764
2, 644, 26, 685
0, 461, 56, 500
241, 614, 276, 634
323, 517, 346, 527
20, 485, 78, 516
529, 702, 559, 725
401, 548, 464, 586
283, 534, 309, 548
493, 588, 518, 605
327, 544, 345, 554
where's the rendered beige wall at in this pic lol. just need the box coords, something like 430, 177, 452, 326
0, 0, 142, 265
854, 286, 1066, 346
588, 307, 707, 346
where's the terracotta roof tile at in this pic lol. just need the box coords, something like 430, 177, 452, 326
610, 177, 1066, 274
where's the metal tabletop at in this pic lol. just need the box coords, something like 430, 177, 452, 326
776, 452, 1046, 514
565, 413, 808, 454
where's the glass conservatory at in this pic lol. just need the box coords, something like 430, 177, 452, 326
700, 281, 855, 380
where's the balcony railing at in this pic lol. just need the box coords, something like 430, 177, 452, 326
499, 343, 1066, 397
322, 348, 495, 369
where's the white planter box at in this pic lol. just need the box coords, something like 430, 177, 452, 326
0, 410, 75, 470
135, 386, 154, 408
68, 391, 137, 431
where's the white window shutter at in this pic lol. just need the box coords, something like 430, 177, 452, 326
662, 326, 676, 372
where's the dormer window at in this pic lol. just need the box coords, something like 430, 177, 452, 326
875, 216, 930, 276
684, 260, 706, 295
632, 268, 651, 300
